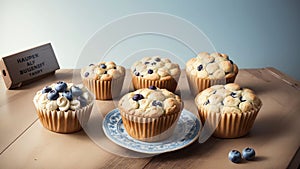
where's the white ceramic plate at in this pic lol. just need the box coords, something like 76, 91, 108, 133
103, 109, 201, 154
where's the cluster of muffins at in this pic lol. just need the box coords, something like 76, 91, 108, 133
33, 53, 262, 142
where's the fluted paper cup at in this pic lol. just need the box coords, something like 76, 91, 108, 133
119, 107, 181, 142
83, 75, 125, 100
198, 104, 261, 138
131, 73, 180, 93
33, 101, 93, 133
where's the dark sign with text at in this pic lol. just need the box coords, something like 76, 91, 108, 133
0, 43, 60, 89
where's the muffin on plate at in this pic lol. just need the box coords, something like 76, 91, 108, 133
118, 86, 183, 142
33, 81, 94, 133
81, 61, 125, 100
131, 56, 180, 92
195, 83, 262, 138
186, 52, 238, 96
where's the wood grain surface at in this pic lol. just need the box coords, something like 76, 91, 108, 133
0, 68, 299, 169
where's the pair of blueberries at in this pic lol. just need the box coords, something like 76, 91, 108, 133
228, 147, 256, 163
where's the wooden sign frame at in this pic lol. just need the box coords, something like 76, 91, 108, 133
0, 43, 60, 89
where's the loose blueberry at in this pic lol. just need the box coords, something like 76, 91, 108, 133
242, 147, 256, 160
55, 81, 68, 92
203, 100, 210, 105
78, 96, 87, 107
148, 69, 153, 74
100, 64, 107, 69
149, 86, 157, 90
62, 91, 73, 100
47, 90, 59, 100
132, 94, 144, 101
155, 57, 161, 62
42, 86, 52, 94
152, 100, 162, 107
144, 61, 150, 65
197, 64, 203, 71
71, 86, 83, 96
84, 72, 89, 77
134, 71, 140, 76
228, 150, 242, 163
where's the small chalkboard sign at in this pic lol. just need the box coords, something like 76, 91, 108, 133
0, 43, 60, 89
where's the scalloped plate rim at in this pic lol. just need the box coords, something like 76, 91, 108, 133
102, 108, 201, 154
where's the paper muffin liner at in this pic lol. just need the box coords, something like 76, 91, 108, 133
119, 108, 181, 142
198, 105, 261, 138
83, 75, 125, 100
186, 65, 238, 96
33, 101, 94, 133
131, 73, 180, 93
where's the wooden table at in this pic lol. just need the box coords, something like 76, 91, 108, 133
0, 68, 299, 169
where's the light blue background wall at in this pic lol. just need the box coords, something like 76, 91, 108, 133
1, 0, 299, 80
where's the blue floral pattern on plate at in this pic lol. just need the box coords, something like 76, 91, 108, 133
103, 109, 201, 154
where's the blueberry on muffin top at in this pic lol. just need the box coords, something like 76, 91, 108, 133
131, 56, 180, 80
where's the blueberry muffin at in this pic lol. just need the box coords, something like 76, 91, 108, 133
195, 83, 262, 138
118, 86, 183, 142
186, 52, 238, 96
131, 56, 181, 92
33, 81, 94, 133
81, 61, 125, 100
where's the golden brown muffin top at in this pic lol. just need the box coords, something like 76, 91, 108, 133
118, 86, 182, 117
131, 56, 181, 80
195, 83, 262, 113
81, 61, 125, 80
186, 52, 238, 79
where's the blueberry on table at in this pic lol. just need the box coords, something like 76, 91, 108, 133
62, 91, 73, 100
71, 86, 83, 96
84, 72, 89, 77
242, 147, 256, 160
55, 81, 67, 92
149, 86, 157, 90
47, 90, 59, 100
148, 69, 153, 74
100, 64, 107, 69
197, 64, 203, 71
132, 94, 144, 101
42, 86, 52, 94
228, 150, 242, 163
